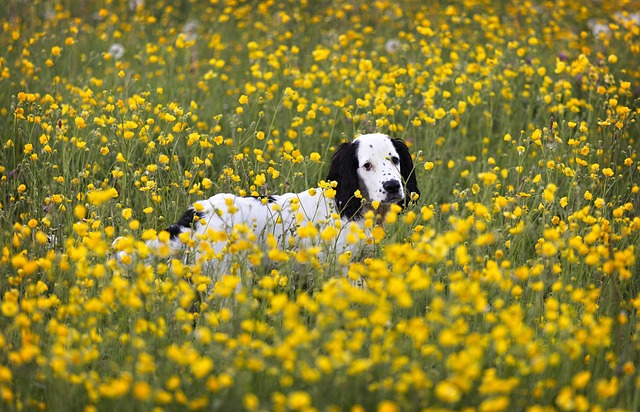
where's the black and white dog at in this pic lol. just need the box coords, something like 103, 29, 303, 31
114, 133, 420, 278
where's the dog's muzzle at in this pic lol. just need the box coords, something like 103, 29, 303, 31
383, 180, 403, 201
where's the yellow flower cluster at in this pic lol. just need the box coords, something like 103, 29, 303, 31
1, 0, 639, 410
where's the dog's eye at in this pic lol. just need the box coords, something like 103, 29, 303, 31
391, 156, 400, 165
362, 162, 372, 171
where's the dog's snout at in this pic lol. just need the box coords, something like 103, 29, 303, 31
383, 180, 401, 194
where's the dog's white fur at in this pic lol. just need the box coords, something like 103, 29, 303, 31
113, 133, 420, 281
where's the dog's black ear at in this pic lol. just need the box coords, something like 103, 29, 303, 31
326, 141, 362, 219
392, 138, 420, 208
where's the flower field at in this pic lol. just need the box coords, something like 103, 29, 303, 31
2, 0, 640, 410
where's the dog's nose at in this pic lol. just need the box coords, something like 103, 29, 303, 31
383, 180, 401, 194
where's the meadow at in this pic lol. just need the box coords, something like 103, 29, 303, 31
1, 0, 640, 410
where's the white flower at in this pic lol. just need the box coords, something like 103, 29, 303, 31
108, 43, 125, 60
182, 19, 199, 42
129, 0, 144, 11
385, 39, 402, 54
587, 19, 611, 38
614, 11, 640, 26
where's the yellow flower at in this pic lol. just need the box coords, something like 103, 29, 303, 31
122, 208, 133, 220
543, 183, 557, 202
476, 232, 495, 246
0, 366, 12, 383
243, 393, 260, 411
421, 206, 434, 221
478, 171, 497, 185
254, 173, 266, 187
297, 222, 318, 239
320, 225, 338, 241
287, 391, 311, 410
324, 188, 336, 199
202, 178, 213, 189
594, 198, 605, 209
133, 381, 152, 401
371, 226, 385, 243
377, 400, 399, 412
595, 377, 619, 399
531, 129, 542, 142
434, 107, 447, 119
385, 211, 397, 224
225, 197, 238, 214
572, 371, 591, 389
435, 381, 461, 403
540, 241, 557, 257
312, 47, 330, 61
87, 187, 118, 206
191, 357, 214, 379
1, 300, 18, 317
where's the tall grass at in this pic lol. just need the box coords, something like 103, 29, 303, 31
1, 0, 639, 410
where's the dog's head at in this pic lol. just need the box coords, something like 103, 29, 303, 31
327, 133, 420, 219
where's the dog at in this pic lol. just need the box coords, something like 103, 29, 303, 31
113, 133, 420, 284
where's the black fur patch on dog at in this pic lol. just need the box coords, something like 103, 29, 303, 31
167, 208, 204, 239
